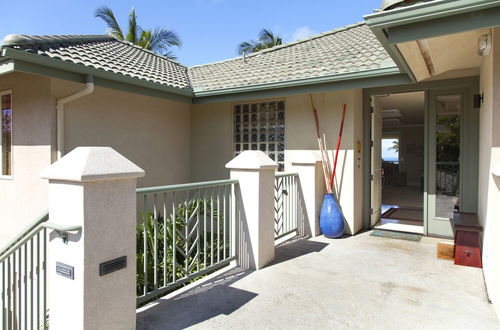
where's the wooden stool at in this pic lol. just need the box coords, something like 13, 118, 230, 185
452, 212, 482, 268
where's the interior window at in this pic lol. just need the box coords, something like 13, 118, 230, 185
1, 91, 12, 176
233, 100, 285, 171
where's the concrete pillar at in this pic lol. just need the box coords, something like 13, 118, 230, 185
40, 147, 144, 330
290, 152, 325, 237
226, 151, 277, 270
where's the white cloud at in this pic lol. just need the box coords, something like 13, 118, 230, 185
291, 26, 318, 41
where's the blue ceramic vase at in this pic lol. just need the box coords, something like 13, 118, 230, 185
320, 193, 345, 238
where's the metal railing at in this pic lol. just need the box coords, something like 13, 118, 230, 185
274, 173, 300, 240
136, 179, 239, 305
0, 212, 81, 330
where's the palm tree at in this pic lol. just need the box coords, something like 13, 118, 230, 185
95, 6, 181, 59
237, 29, 282, 55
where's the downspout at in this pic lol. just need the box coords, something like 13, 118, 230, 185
56, 75, 94, 159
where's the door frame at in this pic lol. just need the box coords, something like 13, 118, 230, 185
362, 77, 479, 236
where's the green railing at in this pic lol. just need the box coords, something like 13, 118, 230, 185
136, 179, 239, 305
0, 212, 81, 330
274, 173, 301, 240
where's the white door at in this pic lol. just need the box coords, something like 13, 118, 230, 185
371, 96, 383, 226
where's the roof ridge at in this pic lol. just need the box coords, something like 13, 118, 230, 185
189, 22, 366, 69
2, 34, 114, 47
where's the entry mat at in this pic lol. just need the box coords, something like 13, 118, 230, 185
370, 229, 422, 242
382, 207, 423, 222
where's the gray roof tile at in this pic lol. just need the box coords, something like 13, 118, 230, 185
1, 23, 396, 95
188, 23, 396, 92
2, 34, 191, 90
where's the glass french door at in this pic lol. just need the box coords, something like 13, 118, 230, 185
427, 88, 478, 237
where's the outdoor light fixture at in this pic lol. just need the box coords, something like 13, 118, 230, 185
478, 34, 492, 56
474, 94, 484, 108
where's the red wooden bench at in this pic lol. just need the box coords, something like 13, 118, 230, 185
452, 212, 482, 268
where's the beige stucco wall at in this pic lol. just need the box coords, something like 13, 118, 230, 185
191, 90, 364, 235
478, 27, 500, 307
0, 72, 54, 245
0, 75, 192, 244
51, 79, 191, 188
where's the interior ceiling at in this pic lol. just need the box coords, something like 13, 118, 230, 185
377, 91, 425, 125
397, 28, 490, 82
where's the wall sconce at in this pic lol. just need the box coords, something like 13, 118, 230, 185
474, 93, 483, 108
479, 34, 492, 56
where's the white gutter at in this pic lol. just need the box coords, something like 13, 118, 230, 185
56, 75, 94, 159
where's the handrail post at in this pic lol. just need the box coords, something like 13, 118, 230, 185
226, 151, 277, 270
290, 152, 325, 237
41, 147, 144, 330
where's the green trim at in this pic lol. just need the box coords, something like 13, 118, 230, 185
193, 67, 402, 97
365, 0, 500, 29
194, 70, 412, 104
371, 29, 416, 83
386, 5, 500, 44
2, 48, 194, 102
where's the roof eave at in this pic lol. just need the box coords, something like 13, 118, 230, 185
1, 47, 194, 102
193, 67, 412, 104
364, 0, 500, 43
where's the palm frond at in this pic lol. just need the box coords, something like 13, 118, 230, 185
126, 8, 139, 44
94, 6, 124, 40
148, 27, 181, 54
237, 40, 263, 55
258, 29, 282, 48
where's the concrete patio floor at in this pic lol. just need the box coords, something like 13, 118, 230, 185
137, 231, 500, 330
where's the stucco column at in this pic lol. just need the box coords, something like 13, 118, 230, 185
290, 152, 325, 237
40, 147, 144, 330
226, 151, 277, 270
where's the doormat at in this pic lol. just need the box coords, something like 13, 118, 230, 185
370, 229, 422, 242
382, 207, 423, 222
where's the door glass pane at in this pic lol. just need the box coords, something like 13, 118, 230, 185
435, 95, 461, 219
2, 93, 12, 176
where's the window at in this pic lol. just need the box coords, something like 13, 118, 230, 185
233, 100, 285, 171
382, 137, 399, 164
1, 91, 12, 177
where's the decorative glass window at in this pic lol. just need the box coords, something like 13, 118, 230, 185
233, 100, 285, 171
1, 91, 12, 176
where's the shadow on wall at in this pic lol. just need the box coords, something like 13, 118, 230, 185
136, 267, 256, 330
234, 184, 254, 269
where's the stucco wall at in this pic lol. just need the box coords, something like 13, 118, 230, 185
0, 72, 53, 245
51, 79, 191, 188
191, 90, 364, 235
478, 27, 500, 308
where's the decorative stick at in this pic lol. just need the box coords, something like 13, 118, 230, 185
309, 94, 332, 193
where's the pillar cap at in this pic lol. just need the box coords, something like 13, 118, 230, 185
290, 151, 323, 165
225, 151, 278, 170
41, 147, 145, 182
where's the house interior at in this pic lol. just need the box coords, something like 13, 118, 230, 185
374, 91, 425, 234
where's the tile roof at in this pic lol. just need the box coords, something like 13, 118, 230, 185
188, 23, 396, 92
1, 23, 396, 95
1, 34, 191, 90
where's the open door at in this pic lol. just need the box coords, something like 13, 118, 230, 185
427, 88, 478, 237
371, 96, 383, 226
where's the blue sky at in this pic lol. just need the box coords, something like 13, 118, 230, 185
382, 138, 399, 161
1, 0, 381, 66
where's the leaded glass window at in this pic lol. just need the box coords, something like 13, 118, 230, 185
1, 91, 12, 177
234, 100, 285, 171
